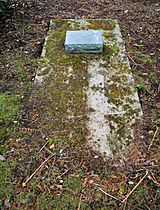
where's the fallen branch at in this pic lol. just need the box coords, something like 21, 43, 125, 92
122, 170, 148, 203
22, 154, 54, 186
148, 127, 159, 151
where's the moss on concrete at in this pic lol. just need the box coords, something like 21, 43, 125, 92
34, 19, 142, 158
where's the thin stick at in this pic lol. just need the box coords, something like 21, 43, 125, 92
38, 141, 48, 153
24, 154, 54, 185
93, 183, 122, 202
122, 170, 148, 203
93, 182, 119, 191
148, 172, 160, 186
56, 169, 70, 180
77, 178, 88, 210
97, 187, 122, 202
127, 53, 145, 69
144, 204, 151, 210
123, 200, 127, 210
148, 127, 159, 151
44, 146, 55, 155
127, 54, 137, 66
77, 194, 83, 210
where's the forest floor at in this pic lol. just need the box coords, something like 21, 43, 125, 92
0, 0, 160, 209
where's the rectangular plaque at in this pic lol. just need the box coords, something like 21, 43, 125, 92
65, 30, 103, 54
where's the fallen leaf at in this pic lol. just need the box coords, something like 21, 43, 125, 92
49, 144, 55, 150
149, 130, 154, 134
22, 182, 27, 187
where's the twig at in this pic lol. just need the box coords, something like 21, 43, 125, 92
123, 200, 127, 210
77, 178, 88, 210
97, 187, 122, 202
44, 146, 55, 155
23, 154, 54, 185
56, 169, 70, 180
51, 129, 75, 136
144, 204, 151, 210
148, 127, 159, 151
38, 141, 48, 153
122, 170, 148, 203
148, 172, 160, 186
93, 183, 122, 202
127, 54, 137, 66
127, 53, 145, 69
77, 194, 83, 210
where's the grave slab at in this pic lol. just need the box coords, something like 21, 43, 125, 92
65, 30, 103, 53
34, 19, 142, 160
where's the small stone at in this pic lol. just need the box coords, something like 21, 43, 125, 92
65, 30, 103, 54
128, 181, 134, 185
42, 134, 46, 138
49, 144, 55, 150
59, 148, 64, 154
59, 179, 64, 184
4, 199, 11, 209
0, 155, 5, 161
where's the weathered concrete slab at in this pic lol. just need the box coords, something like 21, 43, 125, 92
34, 19, 142, 160
65, 30, 103, 53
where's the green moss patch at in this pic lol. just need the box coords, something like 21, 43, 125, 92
0, 161, 13, 208
0, 94, 20, 124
